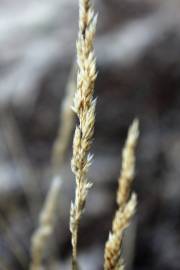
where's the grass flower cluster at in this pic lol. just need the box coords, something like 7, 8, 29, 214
104, 120, 139, 270
70, 0, 97, 269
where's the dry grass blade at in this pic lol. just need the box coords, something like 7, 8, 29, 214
104, 120, 139, 270
70, 0, 97, 269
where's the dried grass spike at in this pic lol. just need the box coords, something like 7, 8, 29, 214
117, 119, 139, 206
104, 119, 139, 270
104, 194, 137, 270
70, 0, 97, 269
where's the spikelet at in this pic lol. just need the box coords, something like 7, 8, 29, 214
70, 0, 97, 269
104, 120, 139, 270
30, 177, 61, 270
117, 119, 139, 207
104, 194, 137, 270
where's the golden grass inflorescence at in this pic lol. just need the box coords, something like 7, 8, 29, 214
70, 0, 97, 269
117, 119, 139, 207
104, 120, 139, 270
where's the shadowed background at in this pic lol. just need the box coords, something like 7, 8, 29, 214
0, 0, 180, 269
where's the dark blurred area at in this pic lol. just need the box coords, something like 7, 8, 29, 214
0, 0, 180, 269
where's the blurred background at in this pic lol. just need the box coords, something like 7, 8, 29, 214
0, 0, 180, 269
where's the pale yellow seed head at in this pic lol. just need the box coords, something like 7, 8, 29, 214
117, 119, 139, 206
